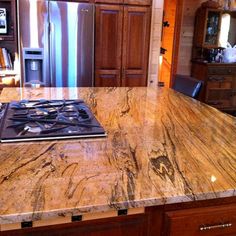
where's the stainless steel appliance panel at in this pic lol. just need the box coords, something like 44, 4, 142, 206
49, 1, 94, 87
18, 0, 50, 86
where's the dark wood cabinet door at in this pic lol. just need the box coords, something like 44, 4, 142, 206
122, 6, 151, 87
124, 0, 152, 5
165, 204, 236, 236
95, 4, 123, 87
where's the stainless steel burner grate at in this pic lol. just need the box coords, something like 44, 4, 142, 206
0, 99, 107, 143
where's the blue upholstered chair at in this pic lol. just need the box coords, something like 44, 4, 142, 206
172, 74, 203, 99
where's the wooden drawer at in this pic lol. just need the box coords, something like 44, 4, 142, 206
207, 76, 233, 89
165, 204, 236, 236
206, 76, 233, 108
205, 88, 232, 108
208, 67, 236, 75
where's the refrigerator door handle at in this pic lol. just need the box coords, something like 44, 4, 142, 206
81, 8, 89, 13
49, 21, 55, 86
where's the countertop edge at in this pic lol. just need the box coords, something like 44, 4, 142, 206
1, 190, 236, 225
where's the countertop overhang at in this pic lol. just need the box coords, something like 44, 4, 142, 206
0, 87, 236, 225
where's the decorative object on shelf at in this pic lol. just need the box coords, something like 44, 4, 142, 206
223, 0, 230, 10
229, 0, 236, 10
222, 42, 236, 63
0, 48, 12, 69
0, 8, 7, 34
201, 0, 220, 9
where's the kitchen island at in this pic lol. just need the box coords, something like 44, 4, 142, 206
0, 87, 236, 235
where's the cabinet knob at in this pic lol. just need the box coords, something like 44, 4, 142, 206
207, 101, 222, 106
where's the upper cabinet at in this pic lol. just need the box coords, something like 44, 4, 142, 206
194, 8, 222, 48
194, 6, 236, 51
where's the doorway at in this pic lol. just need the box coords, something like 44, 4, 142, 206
159, 0, 184, 88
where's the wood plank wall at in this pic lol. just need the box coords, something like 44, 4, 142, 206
160, 0, 176, 87
177, 0, 205, 75
148, 0, 164, 87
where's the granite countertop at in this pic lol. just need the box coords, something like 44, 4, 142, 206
0, 87, 236, 225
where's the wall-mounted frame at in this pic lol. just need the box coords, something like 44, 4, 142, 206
0, 8, 7, 34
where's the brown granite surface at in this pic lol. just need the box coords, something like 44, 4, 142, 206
0, 87, 236, 224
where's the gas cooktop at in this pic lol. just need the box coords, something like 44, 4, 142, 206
0, 99, 107, 143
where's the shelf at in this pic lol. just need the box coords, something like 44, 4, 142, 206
0, 69, 18, 76
0, 35, 14, 41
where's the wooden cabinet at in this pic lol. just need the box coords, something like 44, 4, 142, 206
95, 4, 151, 87
122, 6, 150, 86
2, 198, 236, 236
0, 0, 18, 89
193, 8, 222, 49
0, 0, 17, 55
192, 61, 236, 112
95, 5, 123, 87
165, 204, 236, 236
2, 214, 148, 236
0, 0, 16, 42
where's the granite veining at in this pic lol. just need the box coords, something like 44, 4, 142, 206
0, 87, 236, 224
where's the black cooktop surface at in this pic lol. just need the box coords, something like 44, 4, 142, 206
0, 99, 107, 143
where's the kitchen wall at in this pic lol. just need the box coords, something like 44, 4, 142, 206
148, 0, 204, 85
177, 0, 205, 75
147, 0, 228, 84
148, 0, 164, 87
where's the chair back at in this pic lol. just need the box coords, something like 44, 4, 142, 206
172, 74, 203, 98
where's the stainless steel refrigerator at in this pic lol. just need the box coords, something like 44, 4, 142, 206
18, 0, 94, 87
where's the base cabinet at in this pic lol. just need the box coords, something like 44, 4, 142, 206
1, 214, 148, 236
192, 61, 236, 112
2, 198, 236, 236
165, 204, 236, 236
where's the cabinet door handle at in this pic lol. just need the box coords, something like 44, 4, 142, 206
200, 223, 232, 231
209, 77, 225, 82
207, 101, 222, 105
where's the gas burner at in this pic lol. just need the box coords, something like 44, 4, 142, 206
0, 100, 107, 143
